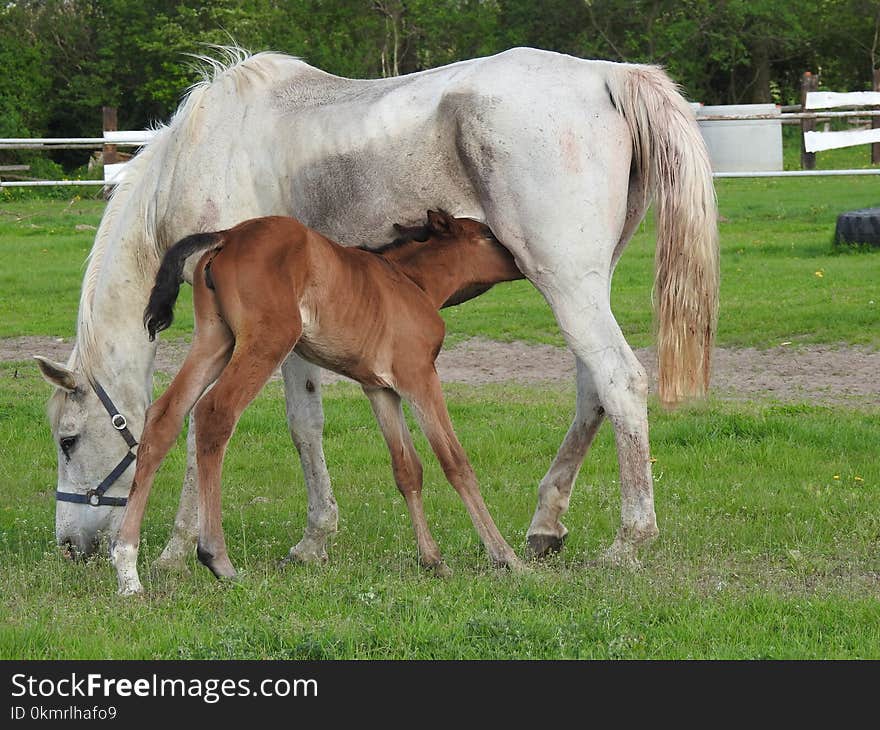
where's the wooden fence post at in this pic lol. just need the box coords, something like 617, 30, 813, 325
101, 106, 118, 199
800, 72, 819, 170
872, 68, 880, 165
102, 106, 118, 166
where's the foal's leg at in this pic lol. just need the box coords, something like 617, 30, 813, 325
111, 323, 233, 594
363, 386, 450, 577
193, 329, 301, 579
400, 369, 523, 571
279, 355, 338, 565
526, 358, 605, 558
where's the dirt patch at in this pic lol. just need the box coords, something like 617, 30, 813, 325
6, 335, 878, 407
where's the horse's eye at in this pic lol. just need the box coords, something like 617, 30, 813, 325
59, 436, 78, 460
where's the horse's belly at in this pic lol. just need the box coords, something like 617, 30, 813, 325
286, 107, 483, 246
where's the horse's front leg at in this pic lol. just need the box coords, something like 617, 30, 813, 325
279, 353, 338, 565
153, 412, 199, 572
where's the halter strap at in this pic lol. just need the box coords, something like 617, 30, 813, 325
90, 379, 139, 449
55, 378, 137, 508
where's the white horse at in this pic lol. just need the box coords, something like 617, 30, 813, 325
36, 47, 718, 571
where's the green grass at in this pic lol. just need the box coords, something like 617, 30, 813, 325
0, 197, 195, 339
1, 364, 878, 659
2, 176, 877, 349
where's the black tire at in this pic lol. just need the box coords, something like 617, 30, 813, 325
835, 207, 880, 246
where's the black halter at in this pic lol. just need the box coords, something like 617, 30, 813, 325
55, 379, 138, 508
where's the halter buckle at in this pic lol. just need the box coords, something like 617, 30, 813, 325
111, 414, 127, 431
87, 490, 101, 507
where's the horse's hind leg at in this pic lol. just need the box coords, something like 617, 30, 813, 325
364, 386, 450, 577
153, 413, 200, 572
193, 327, 302, 579
526, 173, 650, 560
543, 281, 657, 565
399, 368, 523, 571
526, 359, 605, 558
279, 355, 338, 566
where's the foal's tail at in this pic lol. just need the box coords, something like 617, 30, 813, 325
605, 64, 719, 407
144, 232, 224, 341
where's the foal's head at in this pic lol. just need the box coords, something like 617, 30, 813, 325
391, 210, 521, 278
382, 210, 524, 308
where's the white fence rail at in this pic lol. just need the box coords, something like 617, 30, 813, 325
0, 130, 156, 187
801, 91, 880, 153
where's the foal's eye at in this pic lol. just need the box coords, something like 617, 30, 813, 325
59, 436, 78, 460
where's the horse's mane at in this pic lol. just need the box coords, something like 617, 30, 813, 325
74, 46, 295, 375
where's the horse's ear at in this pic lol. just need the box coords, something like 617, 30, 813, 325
426, 209, 456, 236
34, 356, 78, 392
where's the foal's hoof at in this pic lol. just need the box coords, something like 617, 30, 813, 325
197, 545, 238, 580
493, 554, 531, 574
526, 533, 567, 560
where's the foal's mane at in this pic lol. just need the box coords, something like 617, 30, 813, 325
361, 216, 498, 256
361, 224, 433, 255
74, 47, 295, 376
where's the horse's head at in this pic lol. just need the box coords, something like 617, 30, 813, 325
35, 355, 144, 559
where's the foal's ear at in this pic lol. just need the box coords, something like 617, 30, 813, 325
426, 209, 457, 237
34, 356, 78, 392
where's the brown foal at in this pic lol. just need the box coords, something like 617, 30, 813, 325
111, 211, 525, 593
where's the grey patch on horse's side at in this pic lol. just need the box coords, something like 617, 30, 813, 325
290, 125, 480, 248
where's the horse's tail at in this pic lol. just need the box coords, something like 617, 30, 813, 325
144, 232, 224, 341
605, 64, 719, 407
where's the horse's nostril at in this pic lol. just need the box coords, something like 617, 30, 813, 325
60, 539, 77, 561
59, 536, 99, 561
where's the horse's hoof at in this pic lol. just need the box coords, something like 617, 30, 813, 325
423, 560, 453, 578
285, 540, 330, 566
152, 555, 191, 575
117, 580, 144, 597
506, 557, 532, 574
215, 572, 241, 584
593, 541, 643, 570
526, 533, 567, 560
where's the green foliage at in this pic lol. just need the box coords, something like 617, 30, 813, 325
3, 0, 878, 162
0, 4, 51, 139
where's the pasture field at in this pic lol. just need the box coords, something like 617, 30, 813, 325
1, 371, 878, 659
1, 172, 878, 659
